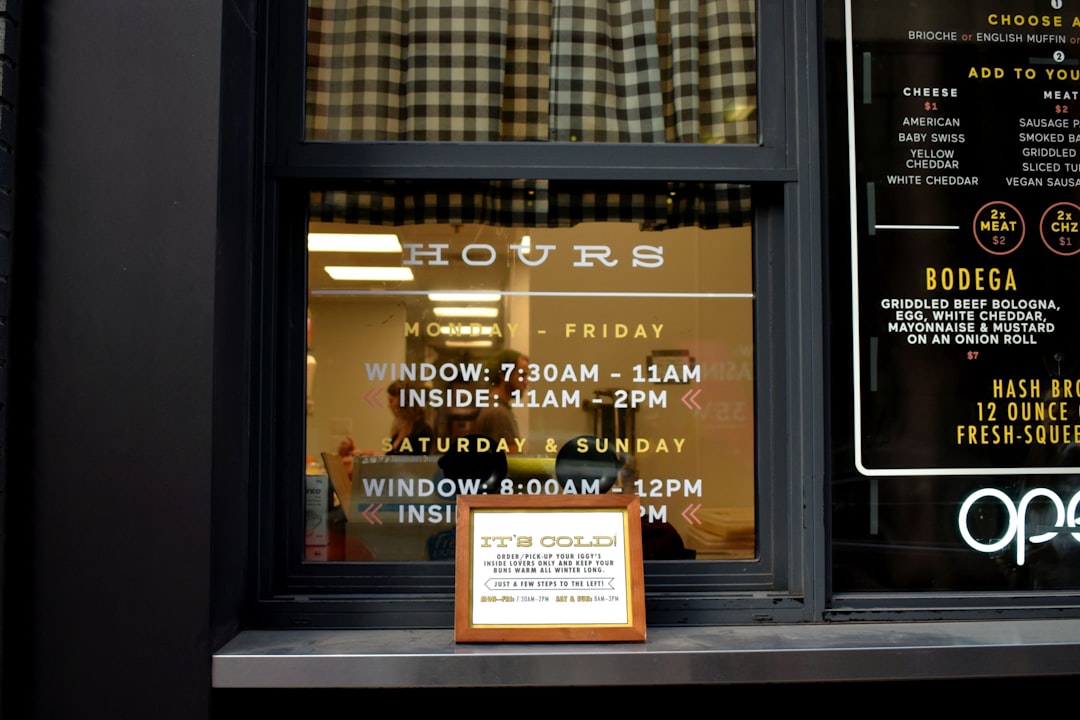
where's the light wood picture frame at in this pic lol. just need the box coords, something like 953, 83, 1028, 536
455, 493, 646, 643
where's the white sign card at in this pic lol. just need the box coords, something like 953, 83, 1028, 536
455, 494, 645, 642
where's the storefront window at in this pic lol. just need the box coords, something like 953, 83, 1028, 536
261, 1, 814, 626
303, 181, 755, 565
305, 0, 757, 144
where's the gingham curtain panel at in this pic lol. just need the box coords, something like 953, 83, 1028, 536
306, 0, 754, 228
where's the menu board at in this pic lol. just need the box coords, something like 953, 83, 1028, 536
846, 0, 1080, 475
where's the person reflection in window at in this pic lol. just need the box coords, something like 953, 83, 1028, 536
337, 435, 358, 476
386, 380, 434, 455
475, 349, 529, 453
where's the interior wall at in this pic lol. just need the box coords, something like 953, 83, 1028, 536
307, 299, 407, 456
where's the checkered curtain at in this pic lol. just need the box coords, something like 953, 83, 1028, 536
306, 0, 754, 228
312, 179, 748, 230
548, 0, 755, 143
307, 0, 552, 141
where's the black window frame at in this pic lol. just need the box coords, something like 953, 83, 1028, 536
247, 0, 827, 628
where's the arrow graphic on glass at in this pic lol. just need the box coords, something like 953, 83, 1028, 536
361, 503, 383, 525
682, 503, 702, 525
364, 386, 384, 408
681, 388, 702, 410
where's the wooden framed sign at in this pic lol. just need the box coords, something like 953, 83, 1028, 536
455, 494, 645, 643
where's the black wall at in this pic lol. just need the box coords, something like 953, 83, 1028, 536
6, 2, 227, 717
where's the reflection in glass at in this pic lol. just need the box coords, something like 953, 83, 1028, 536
304, 186, 754, 564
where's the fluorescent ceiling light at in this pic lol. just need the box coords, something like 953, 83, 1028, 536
428, 292, 501, 303
445, 340, 494, 349
308, 233, 402, 253
324, 266, 415, 281
433, 306, 500, 319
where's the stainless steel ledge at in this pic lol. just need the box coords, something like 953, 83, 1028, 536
213, 620, 1080, 687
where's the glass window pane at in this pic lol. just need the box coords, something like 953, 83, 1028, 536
302, 183, 755, 564
305, 0, 757, 144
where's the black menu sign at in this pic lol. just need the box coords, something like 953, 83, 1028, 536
846, 0, 1080, 475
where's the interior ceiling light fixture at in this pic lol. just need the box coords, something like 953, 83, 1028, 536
433, 306, 500, 319
308, 233, 402, 253
445, 340, 495, 349
428, 292, 501, 303
324, 266, 415, 281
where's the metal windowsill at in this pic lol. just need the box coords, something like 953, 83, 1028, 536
212, 619, 1080, 687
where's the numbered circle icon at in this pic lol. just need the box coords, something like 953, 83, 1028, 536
973, 201, 1025, 255
1040, 202, 1080, 257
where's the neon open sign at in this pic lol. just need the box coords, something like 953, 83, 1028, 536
958, 487, 1080, 565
